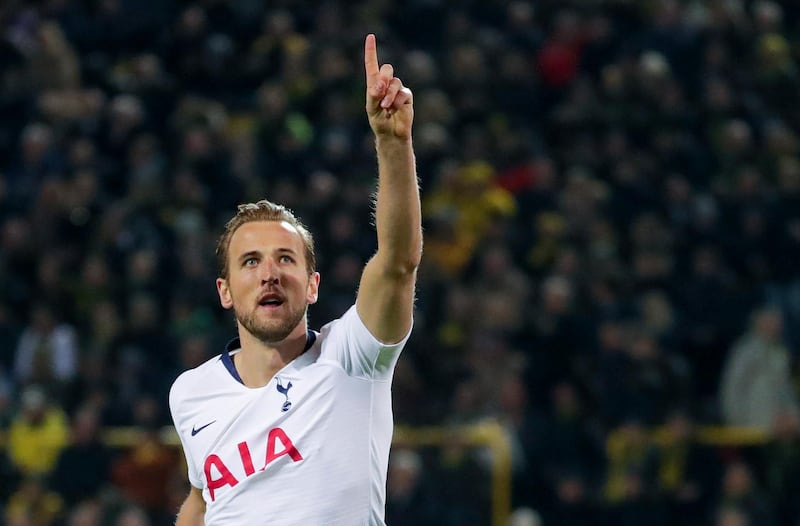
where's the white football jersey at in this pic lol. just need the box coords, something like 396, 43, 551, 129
169, 305, 409, 525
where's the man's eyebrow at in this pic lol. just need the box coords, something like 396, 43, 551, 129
238, 248, 297, 261
238, 250, 262, 262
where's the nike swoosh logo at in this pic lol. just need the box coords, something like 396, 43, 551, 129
191, 421, 216, 436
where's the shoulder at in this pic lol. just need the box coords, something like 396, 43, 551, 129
169, 353, 223, 409
315, 305, 379, 351
314, 305, 409, 379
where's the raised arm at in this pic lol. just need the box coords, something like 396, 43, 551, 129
356, 34, 422, 344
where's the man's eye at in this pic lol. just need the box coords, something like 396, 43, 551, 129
280, 255, 294, 264
244, 258, 258, 266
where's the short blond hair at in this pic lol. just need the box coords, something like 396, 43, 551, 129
215, 200, 316, 279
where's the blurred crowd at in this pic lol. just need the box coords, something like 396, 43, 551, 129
3, 0, 800, 525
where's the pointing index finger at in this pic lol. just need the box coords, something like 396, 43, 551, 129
364, 34, 380, 86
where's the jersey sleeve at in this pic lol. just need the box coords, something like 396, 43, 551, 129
318, 304, 411, 380
169, 375, 204, 489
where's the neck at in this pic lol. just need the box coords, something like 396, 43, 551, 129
234, 325, 308, 388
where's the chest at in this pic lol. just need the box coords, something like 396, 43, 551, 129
180, 363, 372, 489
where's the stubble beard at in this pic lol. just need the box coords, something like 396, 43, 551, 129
235, 302, 308, 343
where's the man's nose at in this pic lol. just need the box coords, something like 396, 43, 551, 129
260, 259, 279, 284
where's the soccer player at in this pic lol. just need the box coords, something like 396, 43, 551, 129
169, 33, 421, 525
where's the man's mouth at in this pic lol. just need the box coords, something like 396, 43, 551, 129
258, 293, 285, 308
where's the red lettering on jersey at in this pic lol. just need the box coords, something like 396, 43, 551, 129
202, 428, 302, 500
238, 441, 255, 476
261, 427, 303, 469
204, 454, 239, 502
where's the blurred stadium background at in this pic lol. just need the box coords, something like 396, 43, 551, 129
3, 0, 800, 525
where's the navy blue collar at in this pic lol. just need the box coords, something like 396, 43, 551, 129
221, 330, 317, 384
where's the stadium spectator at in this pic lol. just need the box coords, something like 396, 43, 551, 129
7, 385, 68, 478
113, 506, 152, 526
761, 411, 800, 525
13, 304, 78, 389
385, 449, 441, 526
719, 306, 798, 429
64, 500, 104, 526
49, 405, 114, 508
4, 474, 64, 526
714, 460, 778, 526
110, 398, 179, 523
654, 410, 721, 526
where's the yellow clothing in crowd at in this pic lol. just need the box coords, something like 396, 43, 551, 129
8, 407, 69, 476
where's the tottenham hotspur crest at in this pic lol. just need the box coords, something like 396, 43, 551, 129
276, 377, 293, 412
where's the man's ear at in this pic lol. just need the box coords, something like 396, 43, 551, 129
217, 278, 233, 309
307, 272, 320, 305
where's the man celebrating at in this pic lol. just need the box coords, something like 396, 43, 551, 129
169, 33, 421, 525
